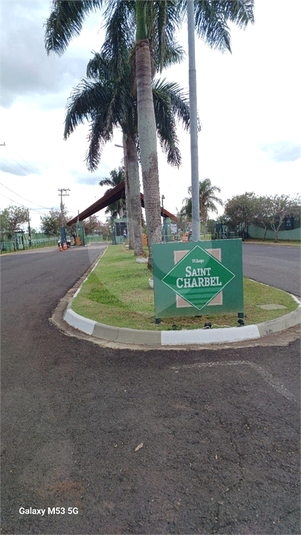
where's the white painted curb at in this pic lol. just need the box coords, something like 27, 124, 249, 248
161, 325, 260, 346
64, 304, 300, 347
64, 306, 96, 336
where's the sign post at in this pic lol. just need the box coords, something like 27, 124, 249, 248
152, 240, 244, 321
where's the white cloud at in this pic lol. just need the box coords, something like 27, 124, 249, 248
259, 141, 301, 163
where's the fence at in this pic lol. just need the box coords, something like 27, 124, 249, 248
248, 224, 301, 241
1, 236, 58, 253
1, 234, 107, 253
85, 234, 105, 244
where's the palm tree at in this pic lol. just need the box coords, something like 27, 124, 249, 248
64, 48, 144, 256
99, 167, 126, 219
45, 0, 181, 268
103, 0, 182, 267
181, 178, 223, 237
64, 48, 191, 256
198, 178, 223, 236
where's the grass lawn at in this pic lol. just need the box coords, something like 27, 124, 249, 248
72, 245, 298, 331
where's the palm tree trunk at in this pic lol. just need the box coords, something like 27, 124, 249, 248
135, 2, 161, 269
125, 133, 144, 256
123, 135, 134, 250
135, 38, 161, 268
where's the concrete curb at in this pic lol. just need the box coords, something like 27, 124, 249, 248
64, 290, 301, 348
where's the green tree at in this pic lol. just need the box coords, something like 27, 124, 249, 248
0, 210, 10, 238
224, 192, 256, 237
40, 207, 68, 237
40, 210, 60, 237
99, 219, 112, 241
82, 215, 103, 235
0, 205, 28, 240
181, 178, 223, 236
266, 194, 301, 242
252, 196, 274, 241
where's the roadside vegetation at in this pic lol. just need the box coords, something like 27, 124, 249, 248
72, 245, 298, 331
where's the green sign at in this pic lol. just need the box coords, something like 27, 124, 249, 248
152, 240, 244, 319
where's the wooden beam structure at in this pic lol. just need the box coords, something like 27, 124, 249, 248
67, 181, 178, 226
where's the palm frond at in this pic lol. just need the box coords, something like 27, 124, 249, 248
158, 79, 191, 129
86, 52, 112, 80
219, 1, 255, 28
102, 0, 136, 70
149, 0, 183, 71
98, 177, 115, 187
44, 0, 103, 55
178, 0, 254, 53
85, 113, 113, 172
152, 79, 182, 167
161, 42, 186, 68
64, 79, 114, 138
194, 0, 232, 52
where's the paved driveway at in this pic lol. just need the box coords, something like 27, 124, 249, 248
1, 243, 300, 534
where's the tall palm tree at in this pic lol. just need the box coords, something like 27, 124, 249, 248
102, 0, 182, 267
64, 48, 191, 256
134, 1, 181, 267
181, 178, 223, 236
64, 47, 145, 256
45, 0, 181, 268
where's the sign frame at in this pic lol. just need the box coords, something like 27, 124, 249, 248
152, 239, 244, 320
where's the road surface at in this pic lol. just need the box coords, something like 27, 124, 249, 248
1, 243, 300, 534
243, 243, 300, 297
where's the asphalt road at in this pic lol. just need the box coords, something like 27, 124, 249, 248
1, 243, 300, 535
243, 243, 301, 297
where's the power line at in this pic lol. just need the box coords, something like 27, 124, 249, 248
0, 182, 50, 209
16, 156, 41, 175
0, 193, 51, 214
0, 193, 27, 207
0, 156, 41, 176
0, 157, 27, 176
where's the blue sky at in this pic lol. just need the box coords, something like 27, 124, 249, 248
1, 0, 300, 230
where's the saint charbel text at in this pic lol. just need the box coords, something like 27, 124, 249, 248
176, 266, 222, 289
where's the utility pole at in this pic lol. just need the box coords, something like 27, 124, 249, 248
58, 188, 70, 245
27, 209, 32, 247
187, 0, 200, 242
58, 188, 70, 225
